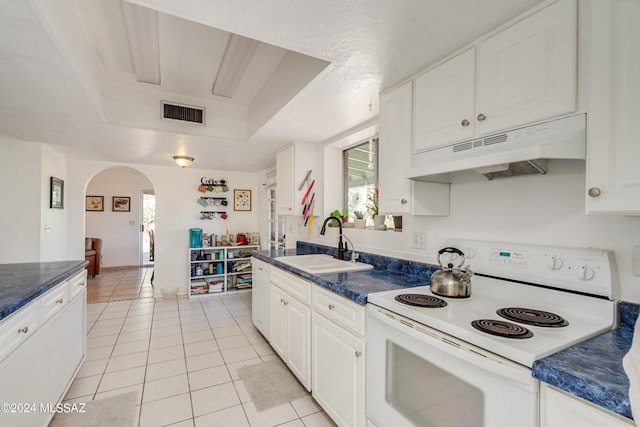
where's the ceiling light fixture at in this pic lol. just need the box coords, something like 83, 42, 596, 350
173, 155, 194, 168
121, 1, 161, 85
212, 34, 259, 98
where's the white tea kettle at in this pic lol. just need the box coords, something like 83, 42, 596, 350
429, 247, 473, 298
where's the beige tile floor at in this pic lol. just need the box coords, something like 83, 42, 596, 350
86, 267, 155, 303
66, 269, 337, 427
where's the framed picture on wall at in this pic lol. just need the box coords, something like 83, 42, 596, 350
86, 196, 104, 211
233, 189, 251, 211
50, 177, 64, 209
112, 196, 130, 212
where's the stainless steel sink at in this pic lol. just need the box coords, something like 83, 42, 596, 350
275, 254, 373, 274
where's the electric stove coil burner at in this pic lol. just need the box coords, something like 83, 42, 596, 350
394, 294, 448, 308
471, 319, 534, 339
497, 307, 569, 328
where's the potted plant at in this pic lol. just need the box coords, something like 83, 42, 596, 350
367, 187, 385, 230
354, 210, 365, 229
329, 208, 349, 226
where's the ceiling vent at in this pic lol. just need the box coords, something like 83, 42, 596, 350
161, 101, 205, 124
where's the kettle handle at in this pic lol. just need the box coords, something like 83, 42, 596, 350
437, 247, 465, 269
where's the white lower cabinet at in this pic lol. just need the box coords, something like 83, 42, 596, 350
269, 269, 312, 391
312, 285, 366, 427
312, 311, 365, 427
251, 258, 270, 339
541, 384, 634, 427
0, 270, 86, 427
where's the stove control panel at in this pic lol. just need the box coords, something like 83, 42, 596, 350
489, 248, 529, 268
445, 239, 619, 300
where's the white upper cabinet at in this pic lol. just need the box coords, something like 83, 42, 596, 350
414, 0, 577, 153
379, 82, 450, 216
475, 0, 577, 136
276, 145, 295, 215
584, 0, 640, 215
414, 49, 476, 152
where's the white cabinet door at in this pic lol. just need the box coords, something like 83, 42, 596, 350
286, 296, 311, 391
414, 49, 476, 152
380, 82, 450, 216
475, 0, 577, 136
585, 0, 640, 215
268, 278, 312, 391
251, 258, 270, 339
276, 145, 295, 215
312, 312, 365, 427
269, 284, 287, 359
541, 384, 634, 427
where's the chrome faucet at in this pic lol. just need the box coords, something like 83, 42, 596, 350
320, 216, 348, 260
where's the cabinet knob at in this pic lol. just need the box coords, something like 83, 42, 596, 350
401, 198, 408, 205
56, 298, 64, 304
18, 327, 29, 334
588, 187, 602, 198
328, 304, 335, 310
284, 300, 289, 306
477, 113, 486, 121
461, 119, 470, 127
355, 351, 362, 357
280, 298, 285, 304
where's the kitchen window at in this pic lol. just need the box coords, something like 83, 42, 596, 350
344, 137, 397, 229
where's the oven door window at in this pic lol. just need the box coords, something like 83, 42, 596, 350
387, 342, 483, 426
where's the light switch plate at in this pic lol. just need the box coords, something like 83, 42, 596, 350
633, 246, 640, 277
413, 232, 426, 250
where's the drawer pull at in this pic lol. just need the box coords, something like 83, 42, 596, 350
56, 298, 64, 304
477, 113, 487, 121
461, 119, 470, 127
328, 304, 335, 310
355, 351, 362, 357
18, 327, 29, 334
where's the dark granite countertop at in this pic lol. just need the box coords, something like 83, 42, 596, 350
0, 261, 88, 321
533, 302, 639, 421
251, 242, 438, 305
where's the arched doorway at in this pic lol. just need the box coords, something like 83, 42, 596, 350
84, 166, 155, 302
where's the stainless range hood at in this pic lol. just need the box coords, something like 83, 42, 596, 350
407, 114, 586, 181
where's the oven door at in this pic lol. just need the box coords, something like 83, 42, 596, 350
366, 305, 538, 427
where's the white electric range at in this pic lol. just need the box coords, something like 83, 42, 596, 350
366, 239, 619, 427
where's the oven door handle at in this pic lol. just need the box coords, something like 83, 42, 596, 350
368, 306, 536, 390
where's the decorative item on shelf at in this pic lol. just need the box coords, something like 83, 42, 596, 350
198, 197, 228, 207
393, 215, 403, 231
199, 177, 229, 193
202, 233, 210, 247
354, 210, 366, 229
236, 233, 248, 245
367, 186, 385, 230
200, 211, 228, 220
190, 228, 203, 248
328, 208, 349, 226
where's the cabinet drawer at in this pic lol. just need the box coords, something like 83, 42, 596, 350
68, 270, 87, 301
313, 286, 365, 337
40, 282, 69, 322
0, 301, 40, 363
271, 268, 311, 305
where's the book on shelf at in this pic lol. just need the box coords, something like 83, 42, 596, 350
233, 262, 251, 272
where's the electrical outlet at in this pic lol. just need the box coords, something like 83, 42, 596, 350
633, 246, 640, 277
413, 232, 426, 250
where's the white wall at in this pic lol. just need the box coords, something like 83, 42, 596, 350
85, 167, 153, 268
40, 144, 69, 261
0, 132, 43, 263
287, 169, 640, 303
68, 160, 260, 296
